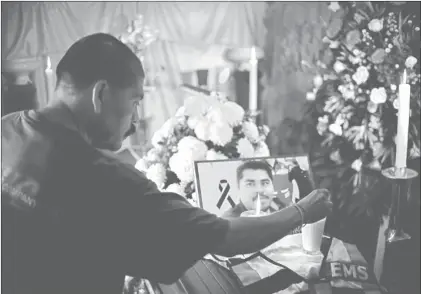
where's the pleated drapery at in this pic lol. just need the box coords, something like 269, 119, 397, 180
2, 1, 267, 137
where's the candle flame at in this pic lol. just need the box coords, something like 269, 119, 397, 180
402, 69, 407, 84
255, 193, 261, 216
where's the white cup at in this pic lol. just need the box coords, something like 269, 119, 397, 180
301, 218, 326, 254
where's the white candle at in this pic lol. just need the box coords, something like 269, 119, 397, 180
255, 193, 261, 216
249, 47, 258, 113
395, 70, 411, 169
45, 56, 54, 102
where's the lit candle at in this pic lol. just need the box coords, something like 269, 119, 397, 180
45, 56, 54, 102
395, 69, 411, 170
249, 47, 258, 114
255, 193, 261, 216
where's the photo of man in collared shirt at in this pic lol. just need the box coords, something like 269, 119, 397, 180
222, 160, 286, 218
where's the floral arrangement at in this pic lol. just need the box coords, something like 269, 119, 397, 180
134, 92, 270, 205
305, 1, 420, 217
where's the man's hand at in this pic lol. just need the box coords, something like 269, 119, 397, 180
296, 189, 332, 224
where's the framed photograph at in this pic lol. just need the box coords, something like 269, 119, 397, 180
194, 155, 316, 217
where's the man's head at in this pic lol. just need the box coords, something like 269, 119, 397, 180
236, 160, 275, 211
55, 33, 144, 151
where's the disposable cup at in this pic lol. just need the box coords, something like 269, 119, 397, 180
301, 218, 326, 254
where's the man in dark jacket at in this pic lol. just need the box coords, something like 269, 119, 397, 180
1, 33, 332, 294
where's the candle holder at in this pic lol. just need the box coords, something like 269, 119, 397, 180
381, 166, 418, 243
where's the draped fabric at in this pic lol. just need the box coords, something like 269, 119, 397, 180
2, 1, 267, 137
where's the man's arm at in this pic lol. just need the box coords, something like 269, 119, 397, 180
214, 205, 301, 257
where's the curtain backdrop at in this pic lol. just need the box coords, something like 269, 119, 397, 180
2, 1, 267, 137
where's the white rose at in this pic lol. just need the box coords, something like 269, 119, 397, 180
393, 98, 399, 109
169, 152, 195, 182
206, 149, 228, 160
236, 138, 255, 158
405, 56, 418, 69
352, 66, 370, 85
194, 118, 211, 141
313, 75, 324, 87
351, 159, 363, 172
146, 163, 167, 190
370, 87, 387, 104
368, 19, 384, 32
220, 101, 245, 126
328, 1, 341, 12
209, 123, 233, 146
164, 183, 186, 196
242, 121, 260, 143
329, 123, 343, 136
134, 158, 148, 172
206, 106, 225, 123
334, 61, 346, 73
254, 142, 271, 158
177, 136, 208, 160
390, 84, 397, 91
183, 95, 210, 117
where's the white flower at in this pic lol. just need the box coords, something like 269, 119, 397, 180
169, 152, 195, 182
351, 159, 363, 172
405, 56, 418, 69
338, 84, 355, 100
390, 84, 397, 91
349, 55, 361, 65
306, 92, 316, 101
145, 148, 161, 162
367, 101, 378, 113
370, 87, 387, 104
329, 123, 343, 136
146, 163, 167, 190
134, 158, 148, 172
368, 19, 384, 32
194, 118, 211, 141
328, 1, 341, 12
330, 41, 340, 49
254, 142, 271, 157
206, 149, 228, 160
183, 95, 211, 117
206, 106, 225, 123
313, 75, 324, 87
177, 136, 208, 160
334, 61, 346, 73
393, 99, 399, 109
220, 101, 245, 126
352, 66, 369, 85
187, 115, 204, 129
242, 121, 260, 143
164, 183, 186, 196
209, 123, 233, 146
236, 138, 255, 158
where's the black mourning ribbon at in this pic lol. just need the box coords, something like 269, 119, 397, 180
217, 179, 235, 209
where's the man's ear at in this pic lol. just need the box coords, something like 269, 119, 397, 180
91, 80, 108, 114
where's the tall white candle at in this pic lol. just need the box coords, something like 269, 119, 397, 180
395, 70, 411, 169
255, 193, 261, 216
45, 56, 54, 102
249, 47, 258, 113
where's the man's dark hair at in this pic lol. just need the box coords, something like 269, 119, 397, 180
236, 160, 273, 183
56, 33, 144, 91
